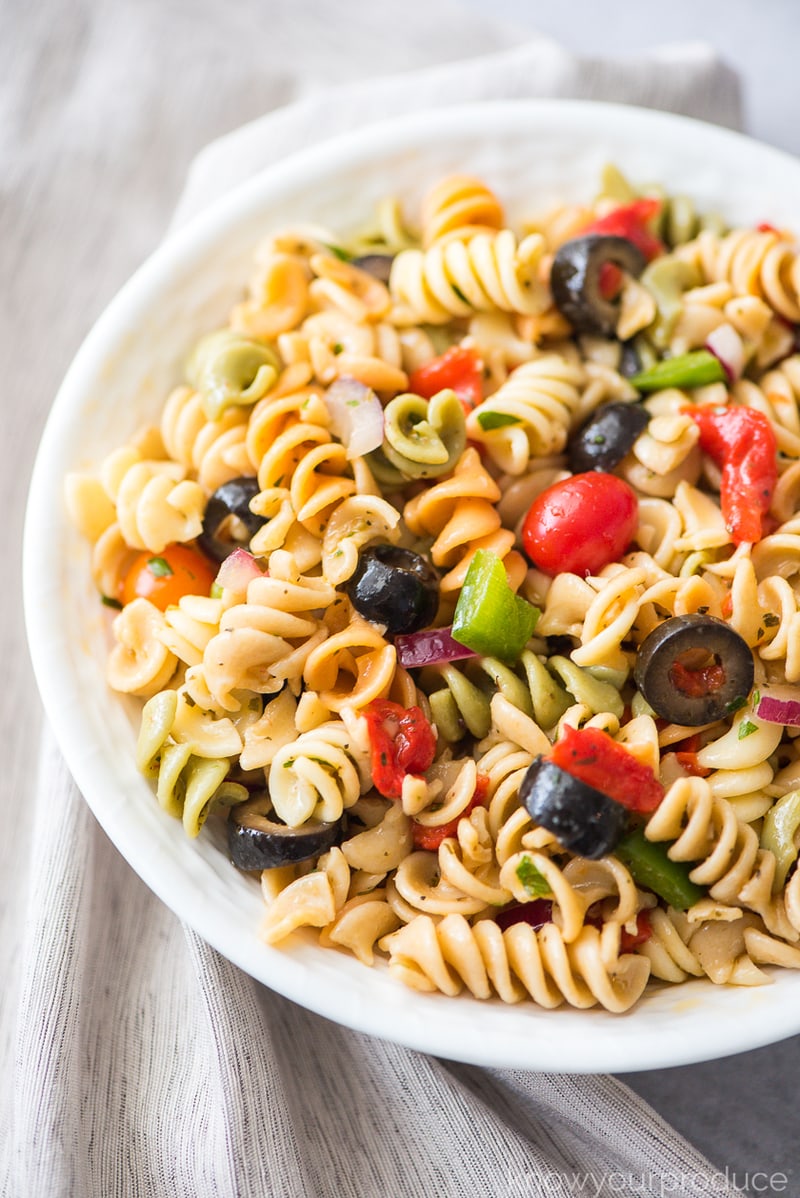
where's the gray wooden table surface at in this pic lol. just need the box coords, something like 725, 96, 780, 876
3, 1, 798, 1193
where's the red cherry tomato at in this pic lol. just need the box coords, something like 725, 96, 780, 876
521, 472, 638, 577
408, 345, 483, 413
121, 543, 217, 611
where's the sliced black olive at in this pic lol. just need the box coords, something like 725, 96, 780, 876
634, 614, 755, 726
545, 634, 577, 656
550, 235, 647, 336
619, 340, 643, 378
346, 544, 440, 635
519, 757, 629, 859
568, 401, 649, 473
228, 793, 342, 871
199, 476, 265, 562
352, 254, 395, 285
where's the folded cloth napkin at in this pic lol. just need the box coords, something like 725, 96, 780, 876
10, 27, 748, 1198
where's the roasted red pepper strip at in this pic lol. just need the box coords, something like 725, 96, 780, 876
669, 658, 726, 699
581, 198, 664, 300
584, 906, 652, 950
411, 774, 489, 851
684, 405, 778, 544
549, 725, 664, 814
673, 733, 713, 779
619, 910, 652, 952
674, 751, 712, 779
408, 345, 483, 413
362, 700, 436, 800
581, 198, 665, 261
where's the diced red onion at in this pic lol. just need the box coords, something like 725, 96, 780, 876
216, 547, 265, 592
754, 685, 800, 726
395, 625, 478, 669
705, 323, 745, 383
326, 377, 384, 460
496, 900, 553, 931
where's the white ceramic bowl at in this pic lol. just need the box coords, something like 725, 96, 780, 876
25, 99, 800, 1073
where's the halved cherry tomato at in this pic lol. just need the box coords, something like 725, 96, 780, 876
521, 472, 638, 577
549, 724, 664, 814
361, 700, 437, 800
411, 774, 489, 851
408, 345, 483, 413
121, 543, 217, 611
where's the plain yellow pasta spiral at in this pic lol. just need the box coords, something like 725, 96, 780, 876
679, 227, 800, 323
160, 385, 253, 492
644, 773, 800, 946
389, 230, 548, 326
201, 554, 336, 710
379, 913, 651, 1012
403, 447, 527, 596
268, 722, 371, 827
107, 598, 179, 697
420, 173, 505, 247
98, 446, 206, 553
466, 355, 585, 474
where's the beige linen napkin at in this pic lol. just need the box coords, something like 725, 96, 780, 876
10, 24, 750, 1198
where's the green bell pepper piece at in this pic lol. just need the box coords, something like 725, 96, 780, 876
451, 549, 540, 664
629, 349, 725, 393
615, 827, 706, 910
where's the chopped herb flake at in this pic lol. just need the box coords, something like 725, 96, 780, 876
738, 718, 758, 740
147, 556, 174, 578
101, 594, 123, 610
322, 243, 351, 262
476, 411, 522, 431
515, 856, 552, 898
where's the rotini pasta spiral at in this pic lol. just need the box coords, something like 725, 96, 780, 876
268, 720, 371, 827
678, 227, 800, 323
379, 913, 650, 1012
68, 163, 800, 1021
202, 552, 335, 710
160, 385, 254, 492
420, 174, 505, 247
389, 229, 548, 326
97, 447, 206, 553
465, 355, 585, 474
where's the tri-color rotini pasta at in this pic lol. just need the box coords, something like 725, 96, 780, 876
66, 165, 800, 1015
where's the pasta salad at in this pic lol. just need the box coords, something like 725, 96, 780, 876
66, 166, 800, 1014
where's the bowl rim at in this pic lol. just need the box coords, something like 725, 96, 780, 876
24, 97, 800, 1073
